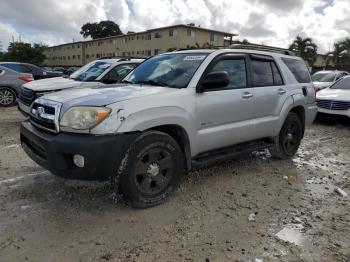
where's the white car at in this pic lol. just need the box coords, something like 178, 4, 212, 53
17, 58, 144, 115
312, 70, 349, 92
316, 75, 350, 117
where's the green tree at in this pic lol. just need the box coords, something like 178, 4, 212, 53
326, 38, 350, 67
288, 36, 318, 66
1, 42, 47, 65
232, 39, 251, 45
80, 20, 123, 39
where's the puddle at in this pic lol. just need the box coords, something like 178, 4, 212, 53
275, 224, 306, 246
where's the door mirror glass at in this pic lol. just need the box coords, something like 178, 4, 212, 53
198, 71, 229, 92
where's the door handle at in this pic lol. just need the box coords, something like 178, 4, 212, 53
278, 89, 286, 95
242, 92, 253, 99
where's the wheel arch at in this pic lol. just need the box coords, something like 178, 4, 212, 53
147, 124, 192, 171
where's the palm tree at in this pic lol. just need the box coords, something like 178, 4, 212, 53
326, 42, 344, 67
288, 36, 318, 66
326, 39, 350, 67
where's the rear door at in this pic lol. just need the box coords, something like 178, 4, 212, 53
248, 54, 288, 138
195, 53, 255, 153
281, 57, 314, 104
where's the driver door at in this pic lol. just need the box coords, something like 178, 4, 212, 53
195, 54, 255, 154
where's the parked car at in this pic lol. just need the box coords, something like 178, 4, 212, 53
312, 70, 349, 91
316, 75, 350, 117
17, 58, 143, 115
0, 65, 33, 107
20, 48, 317, 208
0, 62, 62, 80
52, 67, 65, 74
63, 67, 80, 76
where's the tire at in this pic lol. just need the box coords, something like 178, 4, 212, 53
269, 112, 303, 160
115, 131, 184, 209
0, 87, 16, 107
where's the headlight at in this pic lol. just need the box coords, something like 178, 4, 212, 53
60, 107, 111, 130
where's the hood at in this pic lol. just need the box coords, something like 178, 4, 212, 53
313, 81, 332, 91
23, 77, 101, 91
42, 84, 178, 112
317, 88, 350, 101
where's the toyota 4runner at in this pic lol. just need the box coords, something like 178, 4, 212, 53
20, 47, 317, 208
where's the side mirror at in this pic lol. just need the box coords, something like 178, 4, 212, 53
197, 71, 230, 93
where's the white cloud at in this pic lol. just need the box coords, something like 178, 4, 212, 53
0, 0, 349, 53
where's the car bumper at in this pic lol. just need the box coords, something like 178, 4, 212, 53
17, 101, 30, 116
317, 107, 350, 117
305, 104, 318, 125
20, 120, 138, 181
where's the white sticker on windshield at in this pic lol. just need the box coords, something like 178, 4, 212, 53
183, 55, 206, 61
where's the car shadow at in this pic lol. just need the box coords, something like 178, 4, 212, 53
314, 113, 350, 127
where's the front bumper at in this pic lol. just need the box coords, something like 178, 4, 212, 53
17, 101, 30, 116
317, 107, 350, 117
20, 120, 138, 181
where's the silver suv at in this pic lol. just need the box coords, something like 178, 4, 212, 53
20, 47, 317, 208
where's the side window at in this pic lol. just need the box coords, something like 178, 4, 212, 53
281, 58, 311, 83
1, 63, 21, 72
210, 59, 247, 88
20, 65, 33, 73
251, 60, 273, 87
105, 64, 136, 82
271, 62, 283, 85
0, 69, 4, 76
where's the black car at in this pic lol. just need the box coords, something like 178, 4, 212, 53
0, 62, 62, 80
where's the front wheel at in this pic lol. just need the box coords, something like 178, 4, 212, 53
0, 87, 16, 107
115, 131, 184, 208
269, 112, 303, 160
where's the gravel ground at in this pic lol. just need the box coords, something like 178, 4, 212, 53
0, 107, 349, 262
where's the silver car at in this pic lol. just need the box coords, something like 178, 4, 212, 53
0, 65, 33, 107
312, 70, 349, 92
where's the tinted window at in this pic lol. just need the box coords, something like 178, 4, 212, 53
105, 64, 136, 82
271, 62, 283, 85
20, 65, 33, 73
330, 77, 350, 90
210, 59, 247, 88
282, 58, 311, 83
251, 60, 273, 86
1, 63, 21, 72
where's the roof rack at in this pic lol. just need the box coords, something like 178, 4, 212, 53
229, 44, 295, 56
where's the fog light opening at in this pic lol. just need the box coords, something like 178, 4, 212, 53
73, 155, 85, 168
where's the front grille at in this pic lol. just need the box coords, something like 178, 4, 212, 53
29, 100, 60, 133
316, 99, 350, 111
19, 87, 36, 106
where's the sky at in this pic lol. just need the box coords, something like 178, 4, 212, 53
0, 0, 349, 54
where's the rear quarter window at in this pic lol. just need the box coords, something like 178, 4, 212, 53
281, 58, 311, 83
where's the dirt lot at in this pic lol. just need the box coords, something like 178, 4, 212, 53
0, 106, 349, 262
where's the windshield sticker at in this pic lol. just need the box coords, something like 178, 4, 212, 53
183, 55, 206, 61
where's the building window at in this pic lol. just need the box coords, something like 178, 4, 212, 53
210, 33, 218, 42
154, 32, 162, 38
154, 49, 161, 55
86, 54, 89, 59
146, 34, 151, 40
187, 29, 195, 37
72, 55, 75, 59
169, 29, 177, 37
78, 55, 80, 59
98, 41, 103, 46
147, 50, 152, 56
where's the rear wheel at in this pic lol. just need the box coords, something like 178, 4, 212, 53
269, 112, 303, 159
0, 87, 16, 107
115, 131, 183, 208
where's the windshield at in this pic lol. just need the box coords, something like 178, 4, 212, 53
330, 77, 350, 90
123, 53, 208, 88
312, 72, 336, 82
69, 61, 112, 81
